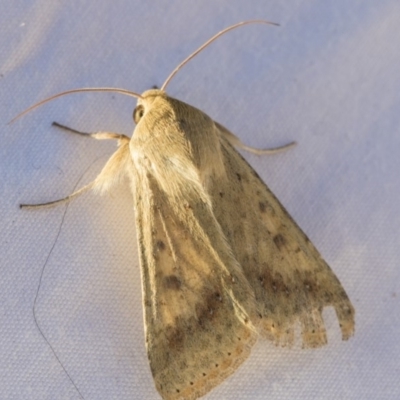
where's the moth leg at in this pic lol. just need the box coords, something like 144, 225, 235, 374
215, 121, 296, 155
21, 129, 132, 210
20, 181, 95, 209
52, 121, 130, 142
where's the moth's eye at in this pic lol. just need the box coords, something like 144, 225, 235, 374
133, 105, 145, 124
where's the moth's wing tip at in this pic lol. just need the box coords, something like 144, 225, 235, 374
299, 300, 355, 347
259, 301, 355, 348
339, 314, 356, 341
341, 328, 355, 341
335, 301, 356, 341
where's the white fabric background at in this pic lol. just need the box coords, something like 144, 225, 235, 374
1, 1, 399, 399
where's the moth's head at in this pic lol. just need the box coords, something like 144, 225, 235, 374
132, 89, 167, 125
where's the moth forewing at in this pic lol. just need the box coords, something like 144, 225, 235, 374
128, 90, 260, 399
210, 134, 355, 347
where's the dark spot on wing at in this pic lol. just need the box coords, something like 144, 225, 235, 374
178, 118, 187, 129
164, 275, 182, 290
273, 234, 286, 250
165, 325, 185, 350
195, 289, 222, 327
236, 172, 242, 181
156, 240, 166, 251
259, 201, 267, 213
259, 270, 290, 297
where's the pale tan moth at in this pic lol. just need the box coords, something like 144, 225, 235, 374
15, 20, 355, 400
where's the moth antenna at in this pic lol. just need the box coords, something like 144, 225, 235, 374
161, 19, 279, 91
9, 87, 142, 124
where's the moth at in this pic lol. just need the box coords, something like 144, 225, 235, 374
17, 20, 355, 400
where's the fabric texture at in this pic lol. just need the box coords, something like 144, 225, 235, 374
1, 1, 399, 399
